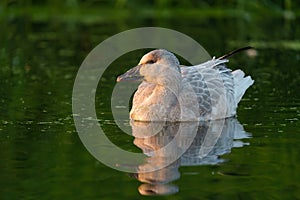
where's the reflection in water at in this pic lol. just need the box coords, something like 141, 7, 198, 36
130, 118, 251, 196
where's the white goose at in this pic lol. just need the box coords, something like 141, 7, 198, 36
117, 48, 254, 121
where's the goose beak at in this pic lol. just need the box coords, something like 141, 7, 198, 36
117, 65, 143, 82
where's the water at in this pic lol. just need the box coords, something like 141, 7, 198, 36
0, 4, 300, 199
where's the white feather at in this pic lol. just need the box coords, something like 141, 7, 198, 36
232, 69, 254, 104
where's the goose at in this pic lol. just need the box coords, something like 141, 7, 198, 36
117, 47, 254, 121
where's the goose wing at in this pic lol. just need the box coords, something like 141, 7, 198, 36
180, 58, 235, 118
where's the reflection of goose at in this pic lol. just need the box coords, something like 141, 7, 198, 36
130, 118, 251, 196
117, 48, 254, 121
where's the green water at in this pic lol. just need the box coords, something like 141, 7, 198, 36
1, 2, 300, 199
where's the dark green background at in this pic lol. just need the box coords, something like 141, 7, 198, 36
0, 1, 299, 199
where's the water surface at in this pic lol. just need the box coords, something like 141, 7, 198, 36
0, 3, 299, 199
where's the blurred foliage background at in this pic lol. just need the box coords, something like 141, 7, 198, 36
0, 0, 299, 67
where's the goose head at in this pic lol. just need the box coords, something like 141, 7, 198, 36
117, 49, 181, 86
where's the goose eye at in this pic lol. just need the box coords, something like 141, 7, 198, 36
145, 60, 155, 64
